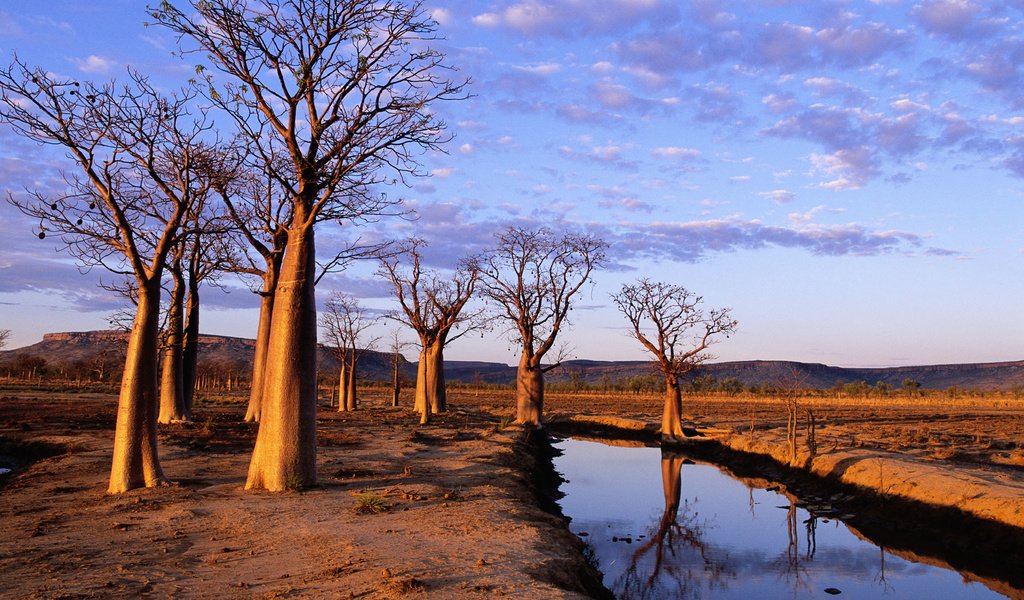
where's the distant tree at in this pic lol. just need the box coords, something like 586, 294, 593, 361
612, 279, 737, 441
1, 59, 212, 493
320, 292, 379, 412
377, 238, 479, 423
475, 227, 607, 426
388, 328, 410, 408
902, 378, 921, 397
153, 0, 465, 491
0, 329, 9, 350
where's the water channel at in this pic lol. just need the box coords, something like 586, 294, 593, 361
552, 436, 1016, 599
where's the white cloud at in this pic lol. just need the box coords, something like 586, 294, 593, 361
472, 12, 500, 27
459, 143, 474, 154
70, 55, 115, 74
759, 189, 796, 204
431, 167, 454, 177
430, 8, 452, 26
513, 62, 562, 76
651, 146, 701, 159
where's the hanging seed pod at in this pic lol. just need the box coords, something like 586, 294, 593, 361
89, 202, 96, 209
76, 218, 83, 225
50, 203, 58, 210
38, 231, 45, 239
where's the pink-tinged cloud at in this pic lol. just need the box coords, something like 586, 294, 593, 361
912, 0, 981, 37
613, 218, 952, 262
473, 0, 677, 37
809, 148, 879, 190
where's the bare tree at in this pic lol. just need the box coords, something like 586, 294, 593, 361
0, 329, 10, 350
475, 227, 607, 426
0, 59, 211, 493
612, 279, 737, 441
181, 222, 237, 415
388, 328, 409, 408
320, 292, 379, 411
378, 238, 479, 423
153, 0, 466, 490
158, 243, 190, 423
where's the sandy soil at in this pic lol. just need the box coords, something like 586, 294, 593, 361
3, 385, 1022, 598
0, 388, 601, 599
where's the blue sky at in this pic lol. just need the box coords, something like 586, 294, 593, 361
1, 0, 1022, 367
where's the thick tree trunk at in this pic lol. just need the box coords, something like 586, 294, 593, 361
661, 376, 685, 440
245, 270, 277, 423
416, 342, 446, 414
181, 280, 200, 414
345, 352, 358, 411
245, 226, 318, 491
158, 268, 188, 424
337, 359, 347, 411
515, 353, 544, 426
414, 348, 427, 415
109, 279, 167, 493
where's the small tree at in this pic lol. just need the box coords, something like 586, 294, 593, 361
612, 279, 736, 441
388, 328, 410, 408
320, 292, 379, 411
377, 238, 479, 423
476, 227, 607, 426
0, 329, 9, 350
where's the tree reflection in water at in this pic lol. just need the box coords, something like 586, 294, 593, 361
616, 450, 735, 599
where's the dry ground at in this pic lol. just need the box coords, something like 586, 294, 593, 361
0, 386, 600, 599
2, 384, 1022, 598
511, 389, 1024, 471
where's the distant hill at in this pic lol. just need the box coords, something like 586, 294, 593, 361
2, 330, 1023, 390
0, 331, 413, 383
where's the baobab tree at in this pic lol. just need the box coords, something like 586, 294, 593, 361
378, 238, 479, 423
388, 328, 409, 408
0, 60, 211, 493
153, 0, 466, 490
475, 227, 607, 426
158, 244, 190, 424
181, 224, 236, 415
209, 153, 291, 423
320, 292, 378, 412
612, 279, 737, 440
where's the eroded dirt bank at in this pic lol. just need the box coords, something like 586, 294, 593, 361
0, 390, 602, 599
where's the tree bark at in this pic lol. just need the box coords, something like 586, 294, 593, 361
661, 376, 685, 440
245, 225, 318, 491
414, 348, 427, 415
515, 352, 544, 426
345, 351, 358, 411
109, 279, 167, 493
158, 265, 188, 424
245, 268, 278, 423
181, 279, 200, 415
416, 341, 447, 415
337, 358, 347, 411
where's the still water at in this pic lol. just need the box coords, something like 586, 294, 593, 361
553, 437, 1009, 599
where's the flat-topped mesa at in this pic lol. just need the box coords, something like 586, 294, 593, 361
42, 331, 129, 343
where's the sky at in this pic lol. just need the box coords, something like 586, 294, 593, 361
1, 0, 1023, 368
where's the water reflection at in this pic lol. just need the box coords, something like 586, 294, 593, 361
618, 452, 732, 599
554, 437, 1010, 599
